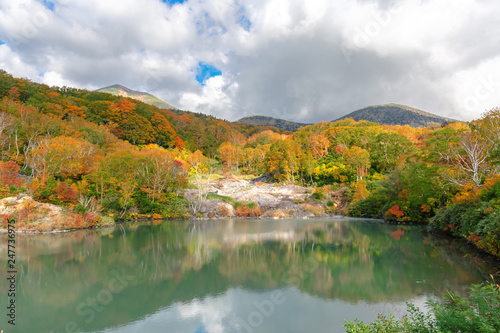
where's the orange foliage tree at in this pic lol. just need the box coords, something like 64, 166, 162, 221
27, 136, 97, 179
218, 141, 244, 170
342, 146, 370, 181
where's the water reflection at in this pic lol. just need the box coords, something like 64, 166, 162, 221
1, 218, 498, 333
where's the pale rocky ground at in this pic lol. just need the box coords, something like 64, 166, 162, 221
0, 194, 114, 233
0, 177, 348, 233
0, 194, 67, 232
184, 176, 348, 219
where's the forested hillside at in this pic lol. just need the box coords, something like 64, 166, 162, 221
0, 70, 282, 157
334, 104, 457, 127
0, 70, 499, 257
97, 84, 180, 111
237, 115, 309, 131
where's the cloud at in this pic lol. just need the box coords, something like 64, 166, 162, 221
179, 75, 239, 120
0, 0, 498, 122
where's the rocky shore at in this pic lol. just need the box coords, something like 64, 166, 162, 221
184, 176, 349, 219
0, 177, 349, 233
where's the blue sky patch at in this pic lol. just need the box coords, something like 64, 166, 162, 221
237, 7, 251, 31
195, 324, 208, 333
162, 0, 186, 6
238, 15, 251, 31
196, 12, 225, 36
42, 0, 55, 11
195, 62, 222, 86
0, 40, 5, 46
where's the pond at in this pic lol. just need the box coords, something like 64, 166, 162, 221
1, 218, 499, 333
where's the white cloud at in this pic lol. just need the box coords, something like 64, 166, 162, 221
0, 44, 39, 79
0, 0, 499, 122
179, 75, 239, 119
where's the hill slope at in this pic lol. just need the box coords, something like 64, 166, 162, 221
237, 115, 309, 132
333, 104, 457, 127
0, 70, 283, 156
97, 84, 179, 110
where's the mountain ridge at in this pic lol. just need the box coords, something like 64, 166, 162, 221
237, 115, 310, 132
97, 83, 457, 130
333, 104, 457, 127
97, 84, 179, 111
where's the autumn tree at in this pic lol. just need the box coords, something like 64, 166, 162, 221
0, 160, 23, 197
266, 138, 302, 182
150, 112, 177, 148
115, 99, 136, 118
7, 86, 20, 101
477, 107, 500, 171
370, 132, 413, 172
174, 136, 185, 150
351, 179, 369, 203
309, 133, 331, 159
0, 111, 15, 161
137, 147, 187, 202
27, 136, 97, 179
343, 146, 370, 181
186, 150, 211, 214
218, 141, 244, 170
93, 149, 140, 217
119, 114, 155, 145
448, 131, 492, 186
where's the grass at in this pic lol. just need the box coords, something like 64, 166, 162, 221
206, 193, 237, 205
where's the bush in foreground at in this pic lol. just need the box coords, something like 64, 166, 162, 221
344, 283, 500, 333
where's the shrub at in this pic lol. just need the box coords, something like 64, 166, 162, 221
430, 283, 500, 333
347, 194, 387, 218
311, 187, 326, 201
53, 181, 78, 203
217, 203, 235, 217
345, 283, 500, 333
385, 204, 405, 222
235, 203, 262, 217
302, 203, 324, 216
429, 199, 500, 257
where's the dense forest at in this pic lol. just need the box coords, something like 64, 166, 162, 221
0, 69, 499, 258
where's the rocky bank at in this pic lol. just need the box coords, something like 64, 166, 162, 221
184, 176, 349, 219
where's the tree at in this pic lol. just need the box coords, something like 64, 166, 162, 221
0, 111, 15, 161
137, 147, 187, 202
174, 136, 185, 150
150, 112, 177, 148
343, 146, 370, 181
0, 160, 22, 187
186, 150, 211, 214
115, 99, 136, 118
371, 132, 414, 172
218, 141, 244, 170
351, 179, 369, 203
119, 114, 155, 145
266, 138, 302, 182
309, 133, 331, 159
27, 136, 97, 179
449, 131, 491, 186
477, 107, 500, 171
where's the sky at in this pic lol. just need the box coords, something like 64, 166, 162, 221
0, 0, 499, 123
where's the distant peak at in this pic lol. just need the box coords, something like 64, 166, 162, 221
237, 115, 309, 132
99, 84, 128, 90
96, 84, 179, 110
333, 104, 459, 127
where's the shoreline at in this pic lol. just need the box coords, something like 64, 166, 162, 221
0, 215, 386, 234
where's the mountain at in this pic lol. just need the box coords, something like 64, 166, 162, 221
333, 104, 457, 127
97, 84, 179, 110
237, 115, 310, 132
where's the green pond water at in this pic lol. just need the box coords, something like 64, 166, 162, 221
1, 218, 499, 333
